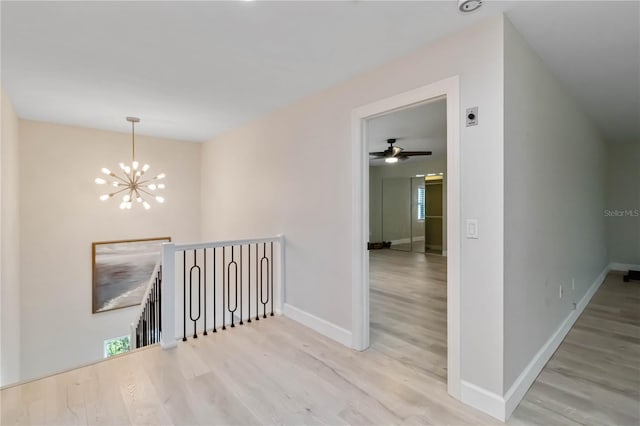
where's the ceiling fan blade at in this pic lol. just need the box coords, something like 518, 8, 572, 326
401, 151, 432, 156
369, 151, 387, 156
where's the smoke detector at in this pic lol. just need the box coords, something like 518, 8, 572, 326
458, 0, 483, 13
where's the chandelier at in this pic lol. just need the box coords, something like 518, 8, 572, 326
95, 117, 166, 210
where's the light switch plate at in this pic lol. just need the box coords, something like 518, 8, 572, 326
466, 107, 478, 127
466, 219, 479, 239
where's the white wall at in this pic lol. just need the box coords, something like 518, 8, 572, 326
19, 120, 201, 381
503, 17, 608, 394
1, 87, 21, 386
606, 143, 640, 265
201, 17, 506, 396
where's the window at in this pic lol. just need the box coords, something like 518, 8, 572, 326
417, 187, 425, 221
104, 335, 131, 358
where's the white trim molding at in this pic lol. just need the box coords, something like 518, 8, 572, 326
501, 263, 611, 420
609, 262, 640, 271
283, 303, 352, 347
388, 236, 426, 245
461, 381, 506, 421
351, 76, 462, 400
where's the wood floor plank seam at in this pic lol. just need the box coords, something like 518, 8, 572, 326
1, 251, 638, 425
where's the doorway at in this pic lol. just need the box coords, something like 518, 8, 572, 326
367, 98, 449, 385
351, 76, 461, 399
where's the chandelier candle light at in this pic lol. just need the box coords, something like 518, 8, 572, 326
95, 117, 166, 210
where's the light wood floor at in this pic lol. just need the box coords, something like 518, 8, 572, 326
1, 250, 638, 425
510, 270, 640, 426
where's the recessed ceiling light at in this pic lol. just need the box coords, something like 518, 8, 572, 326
427, 173, 437, 176
458, 0, 483, 13
416, 174, 425, 178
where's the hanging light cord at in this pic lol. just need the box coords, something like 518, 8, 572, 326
131, 119, 136, 162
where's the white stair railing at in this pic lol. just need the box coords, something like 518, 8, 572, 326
160, 235, 285, 349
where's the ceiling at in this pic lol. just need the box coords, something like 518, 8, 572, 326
1, 1, 638, 144
367, 99, 446, 166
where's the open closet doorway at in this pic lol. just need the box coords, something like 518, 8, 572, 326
367, 97, 449, 382
351, 77, 461, 399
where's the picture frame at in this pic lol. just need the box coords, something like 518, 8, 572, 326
92, 237, 171, 313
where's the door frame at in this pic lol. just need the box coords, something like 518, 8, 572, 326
350, 76, 461, 399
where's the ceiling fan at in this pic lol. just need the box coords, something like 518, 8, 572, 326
369, 138, 432, 163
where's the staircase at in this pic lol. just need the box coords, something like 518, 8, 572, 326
131, 235, 285, 350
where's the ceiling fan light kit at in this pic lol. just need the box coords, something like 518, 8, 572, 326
95, 117, 166, 210
370, 138, 432, 164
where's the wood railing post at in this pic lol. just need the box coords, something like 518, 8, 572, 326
129, 322, 137, 350
160, 242, 177, 349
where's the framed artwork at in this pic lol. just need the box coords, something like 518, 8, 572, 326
92, 237, 171, 313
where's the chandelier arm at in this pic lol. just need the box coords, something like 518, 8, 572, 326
107, 187, 129, 198
137, 188, 155, 197
133, 170, 146, 185
110, 173, 129, 184
137, 178, 159, 186
133, 188, 144, 201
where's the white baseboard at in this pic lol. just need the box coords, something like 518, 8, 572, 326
502, 263, 611, 420
389, 236, 426, 245
609, 262, 640, 271
283, 303, 352, 347
460, 263, 610, 421
461, 381, 506, 421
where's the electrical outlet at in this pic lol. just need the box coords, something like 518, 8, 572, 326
559, 285, 563, 299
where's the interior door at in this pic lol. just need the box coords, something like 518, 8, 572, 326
425, 180, 443, 254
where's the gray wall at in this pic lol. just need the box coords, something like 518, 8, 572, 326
606, 143, 640, 265
503, 19, 608, 391
381, 177, 412, 242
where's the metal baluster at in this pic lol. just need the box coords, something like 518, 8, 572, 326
213, 247, 217, 333
260, 242, 269, 319
255, 243, 259, 321
239, 245, 243, 325
183, 251, 187, 341
158, 266, 162, 339
222, 247, 226, 330
190, 249, 202, 338
156, 276, 160, 342
143, 312, 147, 347
150, 282, 154, 344
203, 248, 208, 336
228, 246, 238, 327
247, 244, 251, 323
270, 241, 274, 316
